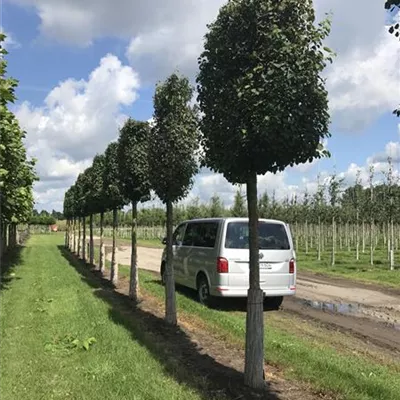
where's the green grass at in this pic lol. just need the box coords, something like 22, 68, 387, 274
0, 235, 209, 400
136, 270, 400, 400
297, 248, 400, 287
137, 238, 164, 249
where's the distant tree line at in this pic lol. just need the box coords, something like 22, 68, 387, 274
28, 209, 64, 225
90, 169, 400, 228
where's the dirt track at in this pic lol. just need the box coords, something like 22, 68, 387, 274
98, 241, 400, 353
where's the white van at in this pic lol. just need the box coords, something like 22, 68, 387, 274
160, 217, 296, 308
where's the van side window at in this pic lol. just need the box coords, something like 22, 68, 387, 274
182, 223, 197, 246
182, 222, 218, 248
173, 224, 186, 245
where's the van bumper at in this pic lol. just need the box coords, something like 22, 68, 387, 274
211, 286, 296, 297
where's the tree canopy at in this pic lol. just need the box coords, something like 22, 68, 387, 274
117, 118, 151, 203
196, 0, 332, 184
0, 33, 37, 230
148, 73, 199, 203
103, 142, 127, 211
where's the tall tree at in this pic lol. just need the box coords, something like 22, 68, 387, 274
63, 187, 73, 250
0, 33, 37, 255
197, 0, 332, 388
103, 142, 127, 285
148, 72, 199, 325
117, 118, 151, 302
75, 172, 88, 263
90, 154, 107, 273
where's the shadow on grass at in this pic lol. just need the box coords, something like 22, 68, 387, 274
146, 278, 282, 313
58, 245, 281, 400
0, 245, 24, 291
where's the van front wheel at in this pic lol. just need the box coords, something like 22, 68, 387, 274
197, 275, 212, 307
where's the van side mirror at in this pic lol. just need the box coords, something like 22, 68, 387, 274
162, 237, 167, 245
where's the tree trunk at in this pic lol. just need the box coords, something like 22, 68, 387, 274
390, 219, 394, 271
317, 217, 321, 261
71, 218, 75, 253
99, 212, 105, 273
8, 224, 17, 249
362, 220, 365, 253
129, 201, 139, 303
356, 212, 359, 261
244, 172, 264, 390
65, 220, 68, 248
77, 218, 81, 257
0, 222, 6, 261
370, 221, 374, 266
387, 222, 391, 261
165, 199, 177, 325
66, 219, 69, 248
67, 219, 71, 250
82, 216, 86, 263
110, 209, 118, 285
331, 217, 335, 266
89, 214, 94, 266
305, 220, 308, 255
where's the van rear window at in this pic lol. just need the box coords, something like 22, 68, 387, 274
224, 221, 290, 250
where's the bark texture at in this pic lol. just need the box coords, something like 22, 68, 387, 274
244, 172, 265, 389
165, 200, 177, 325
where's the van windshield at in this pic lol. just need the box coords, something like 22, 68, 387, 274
224, 221, 290, 250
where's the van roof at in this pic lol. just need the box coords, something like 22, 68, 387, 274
181, 217, 287, 225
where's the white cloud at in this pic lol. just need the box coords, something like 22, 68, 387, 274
10, 0, 224, 82
325, 31, 400, 130
9, 0, 400, 211
1, 27, 21, 50
15, 54, 140, 210
11, 0, 398, 125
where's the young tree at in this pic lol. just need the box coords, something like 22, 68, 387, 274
328, 172, 344, 266
197, 0, 331, 388
231, 188, 247, 217
209, 193, 225, 217
103, 142, 127, 285
117, 118, 151, 302
148, 73, 199, 325
258, 191, 269, 218
186, 197, 204, 220
302, 190, 310, 254
313, 174, 326, 261
383, 157, 395, 269
368, 165, 375, 265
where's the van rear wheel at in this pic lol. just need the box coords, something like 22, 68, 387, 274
264, 296, 284, 310
197, 275, 212, 307
160, 263, 166, 286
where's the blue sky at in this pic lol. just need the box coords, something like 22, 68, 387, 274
2, 0, 400, 211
